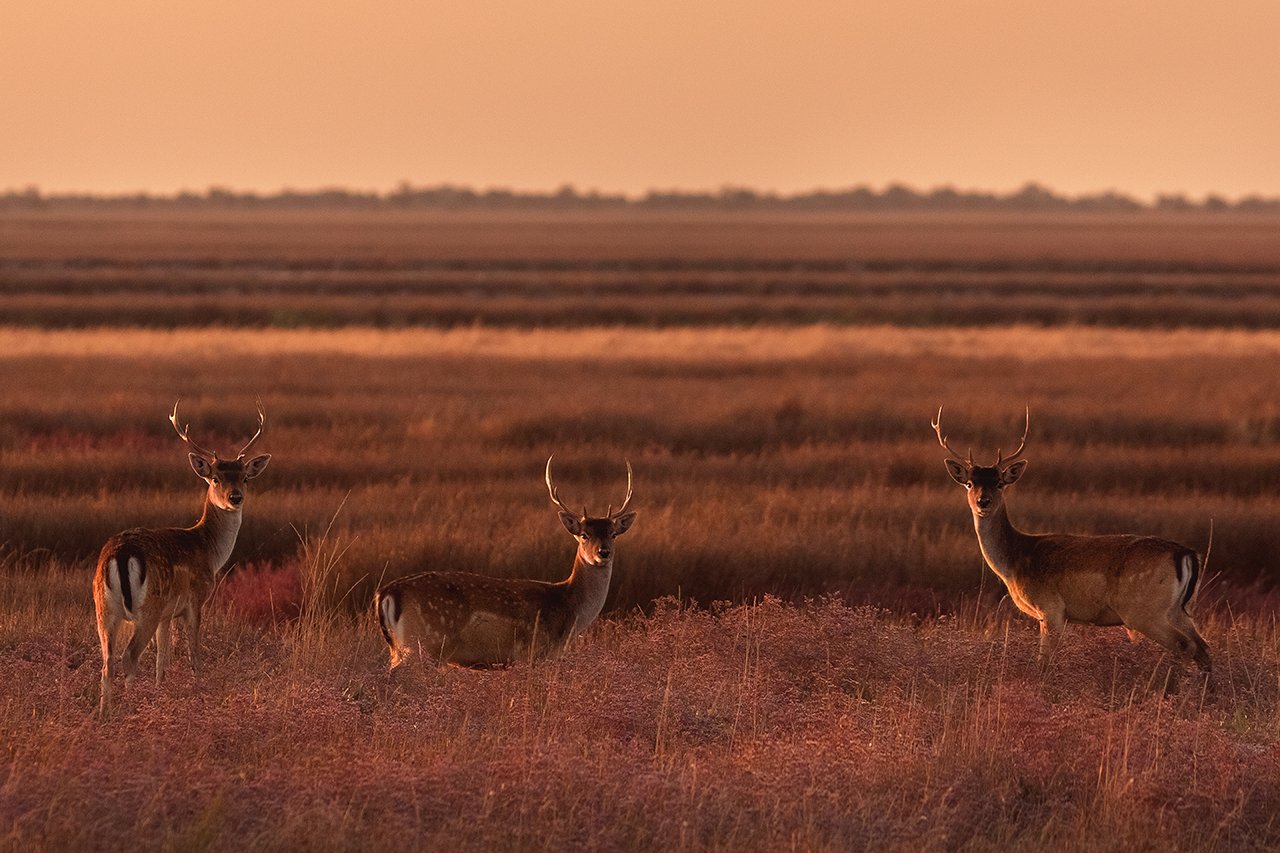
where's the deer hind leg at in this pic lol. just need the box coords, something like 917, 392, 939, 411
154, 616, 173, 685
122, 609, 163, 686
97, 602, 124, 718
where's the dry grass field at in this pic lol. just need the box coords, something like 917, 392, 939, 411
6, 208, 1280, 329
3, 209, 1280, 851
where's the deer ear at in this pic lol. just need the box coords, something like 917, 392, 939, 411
244, 453, 271, 479
189, 453, 213, 479
944, 459, 969, 485
612, 512, 637, 537
1000, 460, 1028, 485
558, 512, 584, 536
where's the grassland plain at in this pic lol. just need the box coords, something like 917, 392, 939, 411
5, 208, 1280, 328
2, 210, 1280, 851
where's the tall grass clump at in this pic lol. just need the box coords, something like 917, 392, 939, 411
284, 496, 375, 662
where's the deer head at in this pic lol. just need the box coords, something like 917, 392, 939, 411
170, 400, 272, 511
545, 456, 637, 566
933, 406, 1029, 518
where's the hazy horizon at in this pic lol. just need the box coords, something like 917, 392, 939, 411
4, 1, 1278, 199
5, 178, 1275, 205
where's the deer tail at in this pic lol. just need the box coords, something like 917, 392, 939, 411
375, 588, 398, 647
1178, 518, 1212, 612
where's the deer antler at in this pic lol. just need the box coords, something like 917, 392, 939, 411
932, 406, 973, 468
608, 460, 634, 519
236, 399, 266, 460
994, 405, 1030, 467
545, 455, 585, 518
546, 457, 634, 519
169, 400, 219, 460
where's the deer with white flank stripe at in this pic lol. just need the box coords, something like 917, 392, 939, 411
933, 406, 1211, 671
375, 457, 636, 669
94, 402, 271, 717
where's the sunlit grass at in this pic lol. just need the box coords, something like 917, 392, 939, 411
3, 560, 1278, 850
0, 324, 1277, 614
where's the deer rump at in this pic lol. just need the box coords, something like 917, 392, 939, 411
99, 527, 205, 619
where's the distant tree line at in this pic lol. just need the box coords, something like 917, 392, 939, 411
3, 181, 1279, 212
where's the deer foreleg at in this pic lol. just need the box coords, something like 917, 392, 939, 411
186, 604, 203, 681
1037, 605, 1066, 668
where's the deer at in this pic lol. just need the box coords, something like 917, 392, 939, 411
932, 406, 1211, 672
375, 457, 637, 669
94, 401, 271, 717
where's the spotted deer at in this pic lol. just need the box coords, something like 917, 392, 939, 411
375, 457, 637, 669
94, 402, 271, 717
933, 407, 1211, 671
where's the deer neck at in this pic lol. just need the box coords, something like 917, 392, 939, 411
972, 503, 1030, 585
191, 497, 243, 577
563, 550, 613, 634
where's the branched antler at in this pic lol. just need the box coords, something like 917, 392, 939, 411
546, 456, 634, 519
608, 461, 634, 519
169, 400, 219, 460
170, 399, 267, 461
236, 399, 266, 460
545, 455, 585, 518
933, 405, 1031, 468
932, 406, 973, 468
995, 405, 1031, 467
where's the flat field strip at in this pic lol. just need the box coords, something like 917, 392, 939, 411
0, 320, 1277, 608
5, 208, 1280, 264
7, 323, 1280, 360
5, 208, 1280, 328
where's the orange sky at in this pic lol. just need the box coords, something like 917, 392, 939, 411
2, 1, 1278, 198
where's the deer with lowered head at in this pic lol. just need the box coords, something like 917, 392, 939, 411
375, 457, 637, 668
94, 401, 271, 717
933, 406, 1210, 671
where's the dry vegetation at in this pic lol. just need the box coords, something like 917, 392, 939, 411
3, 209, 1280, 851
5, 208, 1280, 329
5, 565, 1280, 852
